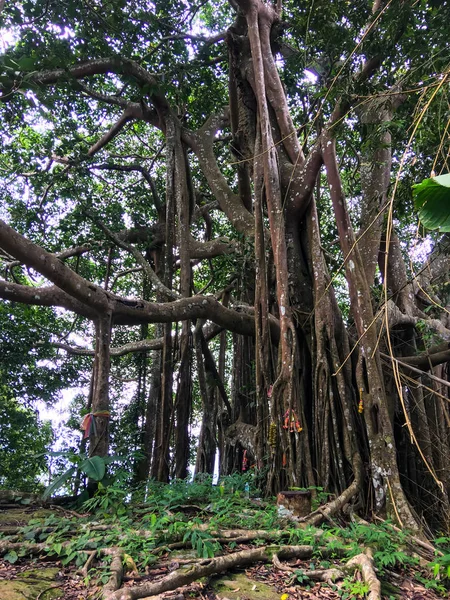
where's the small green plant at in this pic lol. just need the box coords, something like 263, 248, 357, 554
4, 550, 19, 564
339, 577, 369, 599
429, 552, 450, 579
81, 471, 130, 518
295, 569, 310, 585
42, 451, 124, 499
184, 529, 220, 558
415, 572, 447, 595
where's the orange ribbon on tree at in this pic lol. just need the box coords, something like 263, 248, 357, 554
81, 411, 111, 439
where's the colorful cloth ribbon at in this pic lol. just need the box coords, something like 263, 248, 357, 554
81, 411, 111, 439
283, 409, 302, 433
242, 449, 248, 471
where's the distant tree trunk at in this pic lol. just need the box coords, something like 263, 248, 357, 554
174, 322, 192, 479
195, 324, 218, 475
135, 335, 162, 482
88, 313, 112, 459
151, 118, 178, 482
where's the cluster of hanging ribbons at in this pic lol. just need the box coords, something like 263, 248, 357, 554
80, 411, 111, 439
283, 409, 302, 433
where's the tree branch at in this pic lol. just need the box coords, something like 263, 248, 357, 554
0, 280, 97, 319
184, 110, 254, 237
87, 214, 179, 301
0, 219, 110, 313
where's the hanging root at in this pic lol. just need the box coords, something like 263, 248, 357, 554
302, 453, 362, 526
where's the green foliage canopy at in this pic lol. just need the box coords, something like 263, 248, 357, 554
0, 387, 52, 491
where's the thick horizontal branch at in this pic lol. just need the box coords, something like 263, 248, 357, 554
49, 338, 162, 357
381, 353, 450, 391
5, 244, 92, 270
109, 293, 269, 337
400, 348, 450, 370
0, 280, 97, 319
0, 219, 110, 313
189, 237, 236, 259
0, 275, 268, 336
0, 220, 263, 334
30, 58, 161, 100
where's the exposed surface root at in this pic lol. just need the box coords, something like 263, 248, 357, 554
105, 545, 317, 600
303, 568, 345, 583
102, 547, 125, 598
347, 548, 381, 600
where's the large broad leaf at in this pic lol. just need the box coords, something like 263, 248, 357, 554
413, 173, 450, 231
42, 466, 76, 500
80, 455, 106, 481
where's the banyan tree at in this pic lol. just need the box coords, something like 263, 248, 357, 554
1, 0, 450, 532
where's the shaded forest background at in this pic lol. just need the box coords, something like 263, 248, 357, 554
0, 0, 450, 536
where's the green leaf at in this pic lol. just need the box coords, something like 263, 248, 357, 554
53, 542, 63, 555
413, 174, 450, 231
17, 57, 36, 72
4, 550, 18, 564
61, 551, 78, 565
42, 466, 76, 500
434, 537, 449, 545
80, 455, 106, 481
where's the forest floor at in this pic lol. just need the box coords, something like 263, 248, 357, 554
0, 479, 449, 600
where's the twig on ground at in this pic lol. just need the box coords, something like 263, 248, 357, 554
36, 584, 63, 599
78, 549, 97, 578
